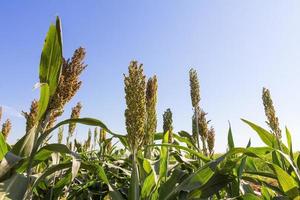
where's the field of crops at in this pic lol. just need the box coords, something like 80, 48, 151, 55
1, 17, 300, 200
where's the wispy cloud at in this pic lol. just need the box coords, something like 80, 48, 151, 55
0, 105, 23, 118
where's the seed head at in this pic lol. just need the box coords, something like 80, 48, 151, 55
163, 108, 173, 143
189, 68, 200, 108
124, 61, 146, 152
100, 128, 106, 142
68, 102, 82, 136
1, 119, 12, 140
47, 47, 86, 129
23, 100, 38, 133
144, 75, 158, 146
262, 87, 281, 139
193, 107, 208, 139
107, 139, 112, 152
207, 127, 215, 156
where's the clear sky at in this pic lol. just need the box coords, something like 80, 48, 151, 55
1, 1, 300, 152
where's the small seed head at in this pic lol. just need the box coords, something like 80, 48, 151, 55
1, 119, 12, 140
193, 107, 208, 139
23, 100, 38, 133
68, 102, 82, 136
163, 108, 173, 143
189, 68, 200, 108
207, 127, 215, 156
262, 87, 281, 139
100, 128, 106, 142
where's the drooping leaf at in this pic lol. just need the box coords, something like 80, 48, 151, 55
41, 118, 126, 148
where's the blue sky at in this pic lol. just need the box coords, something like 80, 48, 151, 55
1, 1, 300, 152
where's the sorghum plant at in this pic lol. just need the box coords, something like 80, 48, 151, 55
207, 127, 215, 157
144, 75, 158, 158
1, 119, 11, 140
189, 68, 201, 151
262, 87, 281, 140
23, 99, 38, 133
124, 60, 146, 199
67, 102, 82, 149
163, 108, 173, 143
124, 61, 146, 154
193, 106, 209, 156
47, 48, 86, 129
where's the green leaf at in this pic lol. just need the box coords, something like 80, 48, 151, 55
141, 170, 156, 198
239, 193, 263, 200
96, 165, 124, 199
286, 127, 294, 160
244, 171, 277, 179
37, 83, 50, 120
159, 131, 169, 181
17, 143, 75, 172
189, 173, 234, 198
11, 124, 38, 157
164, 155, 226, 199
242, 119, 289, 154
177, 131, 198, 149
43, 118, 125, 144
270, 164, 300, 199
173, 133, 197, 150
142, 159, 152, 174
261, 184, 273, 200
242, 119, 276, 147
0, 133, 8, 160
227, 122, 234, 150
32, 162, 72, 189
39, 17, 63, 97
148, 143, 210, 162
159, 168, 187, 200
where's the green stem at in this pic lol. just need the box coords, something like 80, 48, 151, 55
129, 152, 140, 200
